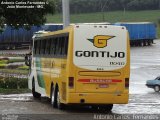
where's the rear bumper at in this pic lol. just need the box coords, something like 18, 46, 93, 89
66, 92, 129, 104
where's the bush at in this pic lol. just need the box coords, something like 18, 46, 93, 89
0, 60, 8, 64
18, 65, 29, 70
6, 64, 22, 69
8, 59, 25, 63
0, 77, 28, 89
0, 64, 7, 69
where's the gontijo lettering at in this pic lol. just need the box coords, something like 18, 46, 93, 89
75, 51, 125, 58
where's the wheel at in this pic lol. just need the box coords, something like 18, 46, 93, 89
56, 88, 65, 109
154, 86, 160, 92
12, 45, 16, 50
32, 79, 41, 98
51, 86, 57, 108
140, 42, 144, 47
99, 104, 113, 112
105, 104, 113, 112
148, 41, 151, 46
6, 46, 10, 50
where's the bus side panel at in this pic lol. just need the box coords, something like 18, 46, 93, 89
40, 58, 52, 97
50, 58, 68, 102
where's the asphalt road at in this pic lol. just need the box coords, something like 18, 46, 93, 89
1, 40, 160, 120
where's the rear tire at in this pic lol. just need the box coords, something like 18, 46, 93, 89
51, 86, 57, 108
154, 86, 160, 92
92, 104, 113, 112
32, 79, 41, 98
100, 104, 113, 112
56, 88, 65, 109
140, 42, 144, 47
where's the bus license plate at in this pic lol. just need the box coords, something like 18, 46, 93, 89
99, 84, 109, 88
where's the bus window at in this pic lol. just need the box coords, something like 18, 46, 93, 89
36, 40, 41, 55
61, 36, 69, 56
40, 40, 43, 55
45, 39, 50, 55
34, 41, 37, 55
55, 38, 59, 56
50, 38, 56, 55
64, 36, 69, 56
59, 37, 64, 55
48, 39, 52, 55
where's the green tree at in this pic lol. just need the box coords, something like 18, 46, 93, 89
0, 0, 55, 30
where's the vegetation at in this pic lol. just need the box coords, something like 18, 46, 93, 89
0, 64, 7, 69
0, 77, 28, 89
0, 0, 55, 30
8, 58, 25, 63
0, 57, 29, 94
55, 0, 160, 14
18, 66, 29, 70
0, 60, 8, 64
0, 77, 29, 94
0, 57, 29, 74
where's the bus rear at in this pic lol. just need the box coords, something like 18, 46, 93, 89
67, 25, 130, 109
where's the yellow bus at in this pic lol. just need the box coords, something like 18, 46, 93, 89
28, 24, 130, 111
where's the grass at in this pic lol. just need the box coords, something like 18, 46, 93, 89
46, 10, 160, 38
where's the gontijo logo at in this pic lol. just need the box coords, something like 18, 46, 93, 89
88, 35, 115, 48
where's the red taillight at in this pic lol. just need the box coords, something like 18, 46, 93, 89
69, 77, 74, 88
125, 78, 129, 88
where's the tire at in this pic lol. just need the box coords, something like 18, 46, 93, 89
32, 79, 41, 98
6, 46, 10, 50
140, 42, 144, 47
56, 88, 65, 109
105, 104, 113, 112
12, 45, 16, 50
99, 104, 113, 112
145, 41, 148, 46
51, 86, 57, 108
154, 86, 160, 92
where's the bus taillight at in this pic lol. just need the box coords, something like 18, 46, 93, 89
69, 77, 74, 88
125, 78, 129, 88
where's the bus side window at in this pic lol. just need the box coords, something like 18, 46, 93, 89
41, 40, 46, 55
64, 36, 69, 56
48, 39, 51, 55
59, 37, 64, 56
50, 38, 56, 55
34, 41, 37, 55
37, 40, 41, 55
61, 36, 67, 56
55, 37, 59, 56
46, 39, 51, 55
